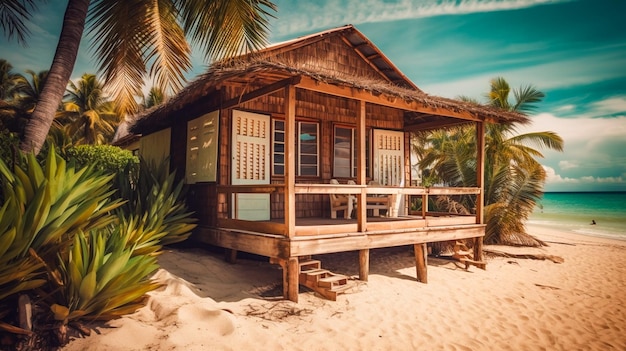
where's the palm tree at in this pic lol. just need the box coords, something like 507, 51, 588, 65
413, 77, 563, 246
0, 59, 25, 101
57, 73, 118, 145
0, 59, 30, 133
4, 0, 276, 154
14, 69, 49, 113
142, 86, 166, 109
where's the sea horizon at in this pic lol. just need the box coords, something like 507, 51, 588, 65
528, 191, 626, 241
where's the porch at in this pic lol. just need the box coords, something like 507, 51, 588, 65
191, 183, 485, 302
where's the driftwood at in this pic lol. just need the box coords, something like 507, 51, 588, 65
484, 248, 564, 264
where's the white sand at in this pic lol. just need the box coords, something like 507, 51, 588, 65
64, 224, 626, 351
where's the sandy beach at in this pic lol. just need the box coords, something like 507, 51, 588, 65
63, 224, 626, 351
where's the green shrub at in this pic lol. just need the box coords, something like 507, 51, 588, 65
65, 144, 139, 175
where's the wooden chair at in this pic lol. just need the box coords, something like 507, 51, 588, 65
367, 180, 393, 217
329, 179, 355, 219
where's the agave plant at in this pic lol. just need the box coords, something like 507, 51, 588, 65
49, 229, 160, 325
116, 157, 196, 246
0, 145, 121, 334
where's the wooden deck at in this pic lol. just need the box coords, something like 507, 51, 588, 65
192, 184, 486, 302
192, 215, 484, 258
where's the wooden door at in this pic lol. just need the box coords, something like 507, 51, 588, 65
231, 110, 270, 220
373, 129, 405, 216
186, 111, 219, 183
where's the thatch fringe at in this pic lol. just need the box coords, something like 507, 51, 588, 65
130, 26, 528, 135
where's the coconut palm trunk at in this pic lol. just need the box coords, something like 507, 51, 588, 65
19, 0, 89, 154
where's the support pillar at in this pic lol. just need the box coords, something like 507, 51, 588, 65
282, 257, 299, 303
359, 249, 370, 281
414, 243, 428, 283
224, 248, 237, 263
473, 237, 486, 270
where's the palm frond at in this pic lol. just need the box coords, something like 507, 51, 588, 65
512, 84, 545, 113
0, 0, 38, 45
178, 0, 276, 61
144, 0, 191, 94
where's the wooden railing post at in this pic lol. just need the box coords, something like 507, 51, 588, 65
284, 85, 296, 237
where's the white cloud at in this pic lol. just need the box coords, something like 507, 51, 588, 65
273, 0, 571, 37
543, 166, 626, 186
559, 160, 579, 170
555, 104, 575, 112
543, 165, 579, 184
519, 112, 626, 143
589, 96, 626, 116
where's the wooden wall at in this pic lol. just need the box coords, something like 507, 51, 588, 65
184, 83, 406, 223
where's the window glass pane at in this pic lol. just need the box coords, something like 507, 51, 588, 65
334, 126, 353, 178
273, 120, 285, 175
298, 122, 318, 176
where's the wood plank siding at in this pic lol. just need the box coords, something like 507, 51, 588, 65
128, 25, 530, 302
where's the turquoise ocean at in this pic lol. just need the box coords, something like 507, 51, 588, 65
528, 192, 626, 241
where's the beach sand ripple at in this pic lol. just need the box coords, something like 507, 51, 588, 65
63, 225, 626, 351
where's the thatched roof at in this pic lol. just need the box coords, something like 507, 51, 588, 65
130, 25, 528, 135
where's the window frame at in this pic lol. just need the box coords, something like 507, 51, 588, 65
272, 118, 320, 177
332, 124, 371, 179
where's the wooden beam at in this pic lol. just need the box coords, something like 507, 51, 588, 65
284, 257, 299, 302
296, 76, 480, 121
222, 76, 301, 109
340, 36, 394, 85
192, 227, 289, 258
290, 225, 485, 256
473, 237, 485, 269
284, 85, 297, 237
404, 119, 473, 132
475, 122, 485, 225
217, 218, 285, 235
414, 243, 428, 283
357, 100, 367, 232
359, 249, 370, 281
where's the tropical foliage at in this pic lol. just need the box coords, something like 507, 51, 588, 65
413, 77, 563, 246
1, 0, 277, 154
57, 73, 119, 145
0, 143, 196, 347
116, 158, 196, 246
65, 144, 139, 175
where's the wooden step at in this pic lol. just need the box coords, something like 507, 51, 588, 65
459, 258, 487, 270
299, 259, 321, 271
318, 274, 348, 288
299, 269, 330, 283
330, 283, 353, 293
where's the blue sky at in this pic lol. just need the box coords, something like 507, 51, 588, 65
2, 0, 625, 191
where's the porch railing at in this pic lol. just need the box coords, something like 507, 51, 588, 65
215, 184, 481, 236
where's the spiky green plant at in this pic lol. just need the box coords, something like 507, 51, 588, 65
0, 145, 121, 334
50, 230, 160, 324
117, 157, 196, 246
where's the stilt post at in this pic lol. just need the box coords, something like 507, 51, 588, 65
359, 249, 370, 281
414, 243, 428, 283
283, 257, 299, 302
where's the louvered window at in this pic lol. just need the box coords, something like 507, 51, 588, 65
272, 120, 319, 176
233, 114, 268, 182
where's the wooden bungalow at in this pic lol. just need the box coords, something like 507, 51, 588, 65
128, 25, 528, 302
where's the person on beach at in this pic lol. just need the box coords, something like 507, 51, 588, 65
591, 219, 596, 225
